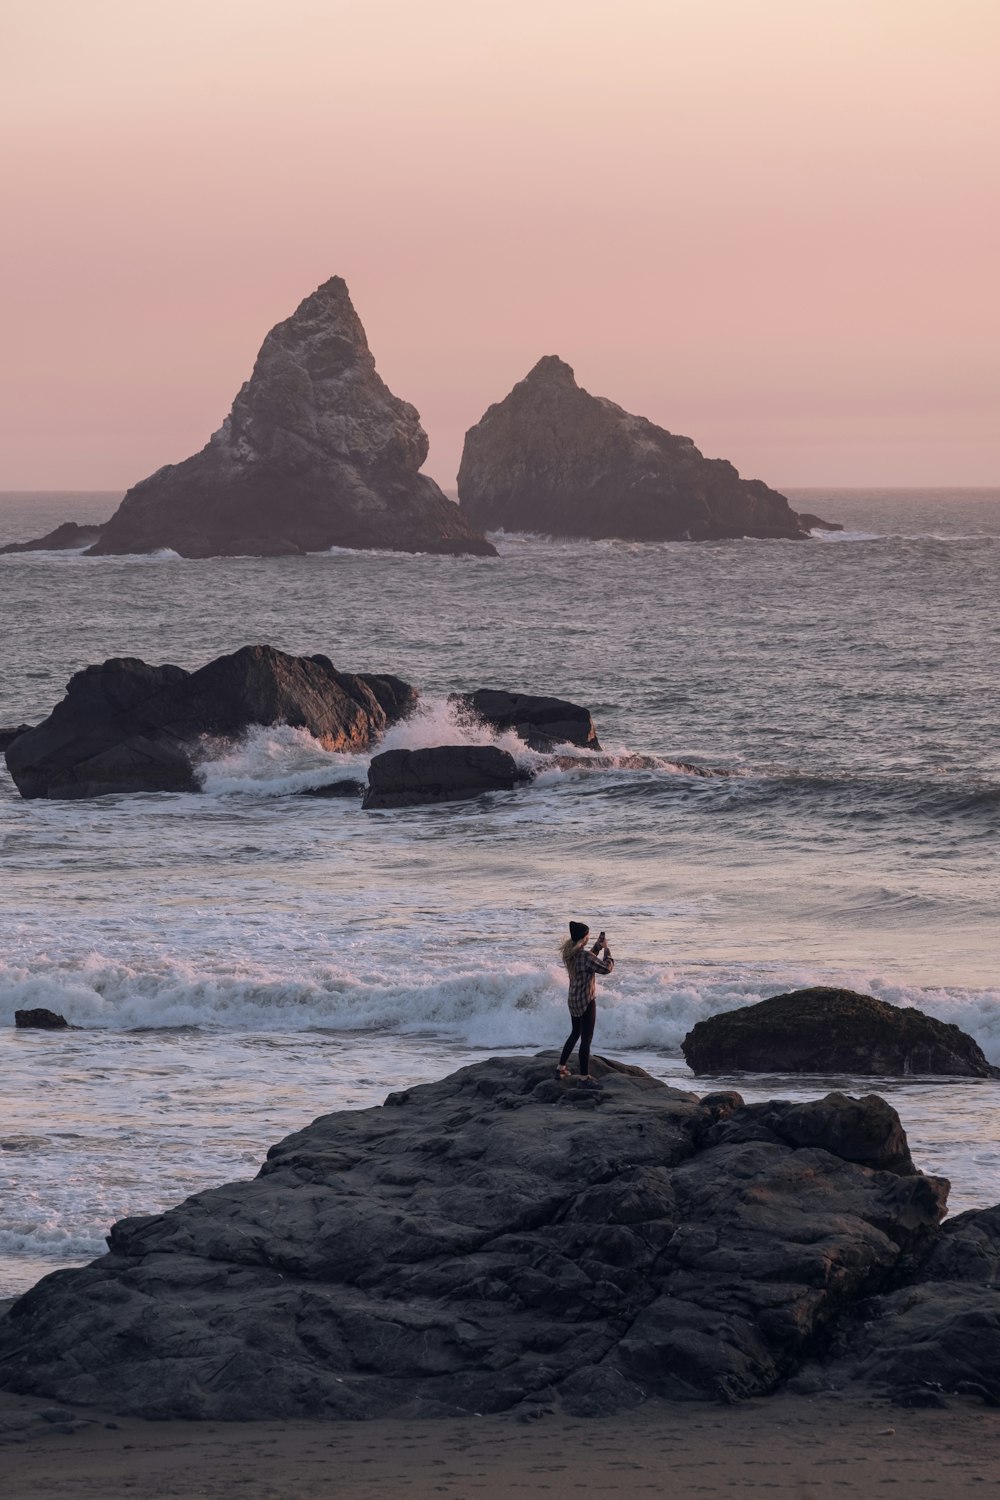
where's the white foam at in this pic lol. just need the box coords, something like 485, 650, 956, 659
809, 528, 996, 544
192, 698, 718, 801
0, 546, 183, 564
810, 528, 884, 542
196, 724, 363, 796
0, 1224, 106, 1261
3, 950, 999, 1063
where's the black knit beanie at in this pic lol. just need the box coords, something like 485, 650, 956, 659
569, 921, 589, 943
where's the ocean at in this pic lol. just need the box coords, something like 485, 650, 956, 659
1, 487, 998, 1299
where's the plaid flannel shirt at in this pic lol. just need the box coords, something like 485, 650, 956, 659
567, 943, 614, 1016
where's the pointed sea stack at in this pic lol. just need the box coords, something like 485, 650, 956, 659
458, 357, 819, 541
88, 279, 495, 559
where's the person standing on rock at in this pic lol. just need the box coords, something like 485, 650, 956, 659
557, 922, 614, 1081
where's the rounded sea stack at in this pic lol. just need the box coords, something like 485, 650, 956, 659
681, 987, 999, 1078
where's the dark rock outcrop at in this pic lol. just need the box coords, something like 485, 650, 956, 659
14, 1009, 70, 1030
796, 512, 844, 532
84, 279, 495, 559
681, 988, 999, 1078
458, 357, 828, 541
0, 724, 33, 752
454, 688, 600, 751
700, 1090, 916, 1175
797, 1203, 1000, 1406
0, 1054, 948, 1419
363, 745, 521, 809
5, 645, 416, 800
0, 522, 106, 555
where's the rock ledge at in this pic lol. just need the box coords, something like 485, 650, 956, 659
0, 1052, 975, 1420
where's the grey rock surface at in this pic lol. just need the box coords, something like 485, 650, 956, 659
454, 689, 601, 751
86, 278, 495, 559
681, 987, 1000, 1078
0, 1054, 950, 1419
797, 1204, 1000, 1406
6, 644, 416, 800
458, 357, 825, 541
363, 744, 521, 808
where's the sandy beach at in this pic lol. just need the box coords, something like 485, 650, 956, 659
2, 1388, 999, 1500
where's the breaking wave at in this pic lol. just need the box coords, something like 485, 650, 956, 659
190, 710, 999, 841
3, 949, 999, 1063
194, 698, 717, 799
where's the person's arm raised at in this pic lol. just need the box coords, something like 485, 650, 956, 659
587, 945, 614, 975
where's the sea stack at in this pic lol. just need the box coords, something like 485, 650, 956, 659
88, 279, 496, 559
458, 357, 820, 541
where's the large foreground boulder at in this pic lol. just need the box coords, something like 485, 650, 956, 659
5, 644, 416, 800
458, 357, 825, 541
454, 688, 600, 751
81, 278, 495, 559
682, 988, 1000, 1078
0, 1055, 949, 1419
363, 744, 521, 808
798, 1203, 1000, 1406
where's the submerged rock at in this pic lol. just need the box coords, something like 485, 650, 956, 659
14, 1009, 70, 1030
297, 778, 366, 799
458, 357, 826, 541
0, 1054, 949, 1419
0, 522, 106, 555
454, 688, 600, 751
5, 645, 416, 800
681, 987, 999, 1078
84, 278, 495, 559
363, 744, 521, 808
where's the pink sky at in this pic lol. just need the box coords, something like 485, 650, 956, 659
2, 0, 997, 490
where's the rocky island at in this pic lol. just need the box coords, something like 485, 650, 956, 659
0, 1052, 997, 1419
10, 279, 495, 560
458, 356, 835, 541
4, 644, 416, 799
2, 655, 609, 803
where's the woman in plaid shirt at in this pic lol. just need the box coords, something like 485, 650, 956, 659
557, 920, 614, 1081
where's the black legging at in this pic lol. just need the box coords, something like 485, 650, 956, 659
559, 1001, 596, 1076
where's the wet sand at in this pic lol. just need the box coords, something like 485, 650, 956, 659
2, 1388, 999, 1499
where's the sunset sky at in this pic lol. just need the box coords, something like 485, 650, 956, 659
2, 0, 997, 490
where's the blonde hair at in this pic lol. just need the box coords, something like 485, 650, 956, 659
560, 936, 585, 970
